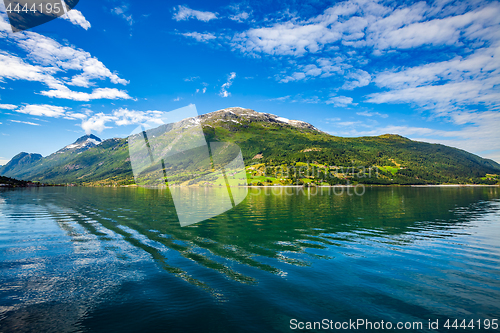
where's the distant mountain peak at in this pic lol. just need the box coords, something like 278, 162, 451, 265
200, 107, 323, 133
57, 134, 102, 154
74, 134, 102, 145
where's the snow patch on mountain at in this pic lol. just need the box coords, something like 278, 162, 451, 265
57, 135, 102, 154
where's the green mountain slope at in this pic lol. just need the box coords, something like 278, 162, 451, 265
0, 134, 103, 181
1, 107, 499, 185
0, 152, 43, 176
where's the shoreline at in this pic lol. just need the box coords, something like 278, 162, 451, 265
117, 184, 500, 188
3, 184, 499, 189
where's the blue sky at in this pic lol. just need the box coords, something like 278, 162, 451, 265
0, 0, 499, 164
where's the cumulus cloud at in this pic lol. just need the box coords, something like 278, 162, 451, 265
367, 5, 500, 51
367, 44, 500, 112
341, 70, 371, 90
0, 15, 130, 101
80, 108, 164, 134
325, 96, 353, 107
81, 113, 115, 134
279, 57, 346, 83
173, 5, 217, 22
41, 87, 132, 101
225, 0, 500, 57
229, 11, 251, 23
179, 0, 500, 107
7, 102, 164, 134
7, 28, 129, 87
0, 51, 58, 88
219, 72, 236, 97
231, 22, 342, 57
61, 9, 91, 30
0, 104, 17, 110
16, 104, 68, 117
227, 4, 252, 23
112, 108, 163, 126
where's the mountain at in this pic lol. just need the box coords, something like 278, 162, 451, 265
199, 107, 323, 132
0, 152, 42, 176
0, 135, 102, 180
1, 107, 499, 185
55, 134, 101, 154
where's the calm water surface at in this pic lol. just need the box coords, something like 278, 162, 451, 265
0, 187, 499, 332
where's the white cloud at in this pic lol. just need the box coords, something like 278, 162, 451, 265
266, 96, 291, 102
231, 21, 342, 57
227, 0, 382, 57
173, 96, 182, 101
80, 108, 165, 134
0, 15, 130, 100
368, 5, 500, 51
112, 108, 163, 126
337, 121, 360, 126
9, 103, 164, 134
0, 51, 58, 88
367, 44, 500, 112
12, 103, 87, 122
9, 119, 40, 126
0, 104, 17, 110
227, 4, 252, 23
341, 69, 371, 90
9, 104, 164, 134
16, 104, 68, 117
183, 76, 200, 82
326, 96, 353, 107
81, 113, 115, 134
64, 113, 87, 120
202, 87, 207, 93
173, 5, 217, 22
279, 57, 346, 83
112, 5, 134, 26
69, 57, 129, 87
183, 0, 500, 104
7, 27, 129, 87
356, 111, 388, 118
41, 87, 132, 101
229, 11, 251, 23
219, 72, 236, 97
61, 9, 91, 30
180, 32, 216, 43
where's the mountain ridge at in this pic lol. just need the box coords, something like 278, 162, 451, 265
1, 108, 499, 185
55, 134, 102, 154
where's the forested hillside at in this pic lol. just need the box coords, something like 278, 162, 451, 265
1, 108, 499, 186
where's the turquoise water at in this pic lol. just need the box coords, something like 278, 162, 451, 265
0, 187, 499, 332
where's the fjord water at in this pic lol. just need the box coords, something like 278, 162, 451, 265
0, 187, 499, 332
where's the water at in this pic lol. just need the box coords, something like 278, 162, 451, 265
0, 187, 499, 332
